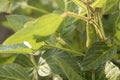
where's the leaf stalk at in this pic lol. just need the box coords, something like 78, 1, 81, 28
17, 2, 49, 14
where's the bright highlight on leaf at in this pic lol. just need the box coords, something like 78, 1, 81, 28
0, 43, 31, 53
23, 41, 32, 49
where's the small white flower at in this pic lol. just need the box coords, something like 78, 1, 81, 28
23, 41, 32, 48
38, 63, 51, 77
38, 57, 51, 77
105, 61, 120, 80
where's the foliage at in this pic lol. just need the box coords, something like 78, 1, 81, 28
0, 0, 120, 80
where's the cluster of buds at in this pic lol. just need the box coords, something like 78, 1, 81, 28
82, 0, 92, 4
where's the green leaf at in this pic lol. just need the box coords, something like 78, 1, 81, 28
86, 24, 96, 47
6, 15, 33, 31
38, 57, 52, 77
3, 14, 63, 51
14, 54, 33, 67
0, 63, 31, 80
53, 57, 85, 80
0, 43, 32, 53
63, 20, 86, 52
95, 65, 106, 80
42, 49, 85, 80
104, 0, 119, 13
72, 0, 107, 14
47, 49, 81, 73
0, 0, 9, 13
68, 2, 78, 12
0, 55, 16, 65
71, 0, 86, 9
115, 15, 120, 49
103, 12, 119, 37
105, 61, 120, 80
81, 42, 117, 71
24, 14, 63, 36
91, 0, 107, 8
55, 0, 64, 10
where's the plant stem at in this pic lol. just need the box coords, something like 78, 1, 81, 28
30, 55, 38, 80
17, 2, 49, 14
93, 7, 107, 41
56, 37, 73, 49
30, 55, 37, 67
86, 4, 91, 47
66, 11, 89, 22
91, 20, 107, 40
63, 11, 107, 41
86, 21, 90, 47
98, 13, 106, 40
32, 68, 38, 80
92, 70, 95, 80
47, 45, 85, 56
64, 0, 68, 11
